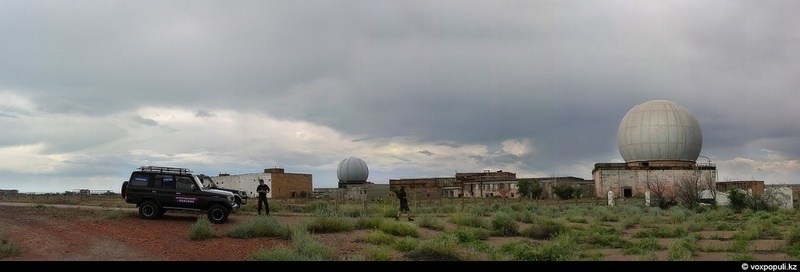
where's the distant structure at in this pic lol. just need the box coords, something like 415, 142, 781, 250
386, 172, 596, 200
311, 157, 390, 201
0, 189, 19, 196
517, 176, 596, 199
390, 177, 457, 199
593, 100, 718, 198
212, 167, 312, 199
716, 180, 765, 197
337, 157, 369, 188
69, 189, 113, 195
457, 170, 518, 198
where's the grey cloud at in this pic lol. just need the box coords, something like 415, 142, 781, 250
0, 112, 19, 118
134, 116, 158, 126
195, 110, 215, 118
1, 1, 799, 192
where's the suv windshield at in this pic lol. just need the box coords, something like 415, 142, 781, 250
193, 175, 205, 189
198, 175, 217, 189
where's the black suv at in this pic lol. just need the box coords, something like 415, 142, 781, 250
197, 174, 248, 206
121, 166, 239, 224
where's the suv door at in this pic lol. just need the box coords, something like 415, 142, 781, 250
125, 172, 153, 203
153, 174, 178, 208
174, 175, 202, 209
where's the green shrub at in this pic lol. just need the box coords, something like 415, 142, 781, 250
520, 218, 566, 240
667, 235, 697, 261
620, 216, 639, 229
714, 221, 735, 231
515, 210, 536, 224
105, 210, 127, 220
364, 246, 394, 261
638, 214, 661, 228
463, 204, 492, 217
359, 230, 396, 245
291, 228, 337, 261
499, 233, 581, 261
226, 216, 292, 239
305, 215, 356, 233
582, 232, 631, 249
733, 220, 781, 240
448, 213, 487, 228
585, 223, 622, 235
417, 215, 446, 231
249, 225, 337, 261
453, 227, 491, 243
188, 217, 218, 241
355, 215, 385, 230
0, 230, 23, 259
632, 225, 687, 238
405, 234, 479, 261
730, 238, 750, 253
302, 200, 331, 213
339, 206, 369, 218
490, 212, 519, 236
393, 237, 419, 252
594, 209, 620, 222
623, 238, 663, 255
786, 225, 800, 246
249, 245, 300, 261
668, 207, 692, 224
379, 220, 420, 238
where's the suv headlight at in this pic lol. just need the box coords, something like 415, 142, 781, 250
228, 195, 235, 203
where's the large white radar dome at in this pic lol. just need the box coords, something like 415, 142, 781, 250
617, 100, 703, 162
337, 157, 369, 182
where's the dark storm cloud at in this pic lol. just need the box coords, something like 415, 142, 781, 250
1, 0, 798, 192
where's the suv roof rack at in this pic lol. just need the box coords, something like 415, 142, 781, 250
138, 166, 193, 175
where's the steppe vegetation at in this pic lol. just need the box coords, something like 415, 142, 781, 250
0, 229, 23, 259
1, 191, 799, 261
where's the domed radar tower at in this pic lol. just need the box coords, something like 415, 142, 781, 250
593, 99, 716, 199
337, 157, 369, 188
617, 99, 703, 165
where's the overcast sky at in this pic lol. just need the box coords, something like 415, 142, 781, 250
1, 0, 798, 193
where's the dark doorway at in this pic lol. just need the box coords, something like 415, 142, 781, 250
623, 188, 633, 198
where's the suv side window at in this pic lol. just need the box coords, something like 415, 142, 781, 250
176, 176, 194, 192
130, 173, 151, 187
156, 175, 175, 188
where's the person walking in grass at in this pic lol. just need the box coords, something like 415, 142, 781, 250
395, 186, 413, 221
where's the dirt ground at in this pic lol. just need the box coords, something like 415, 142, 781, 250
0, 203, 375, 261
0, 202, 517, 262
1, 202, 795, 262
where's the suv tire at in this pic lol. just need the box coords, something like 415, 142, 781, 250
120, 181, 128, 199
139, 200, 161, 220
207, 204, 229, 224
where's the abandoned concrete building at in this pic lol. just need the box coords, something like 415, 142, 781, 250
213, 167, 313, 199
593, 100, 718, 198
716, 180, 765, 196
386, 171, 595, 200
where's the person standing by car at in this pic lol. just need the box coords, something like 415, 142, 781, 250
256, 179, 270, 215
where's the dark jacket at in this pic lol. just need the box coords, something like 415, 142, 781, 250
256, 184, 270, 199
